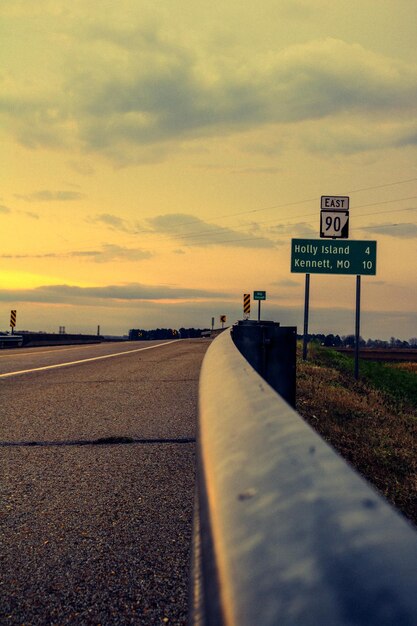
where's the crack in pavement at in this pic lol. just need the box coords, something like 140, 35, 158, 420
0, 436, 196, 448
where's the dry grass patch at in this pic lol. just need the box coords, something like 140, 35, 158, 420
296, 352, 417, 527
390, 362, 417, 374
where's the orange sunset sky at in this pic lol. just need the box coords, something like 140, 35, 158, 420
1, 0, 416, 339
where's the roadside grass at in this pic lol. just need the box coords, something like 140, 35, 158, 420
296, 342, 417, 526
307, 343, 417, 409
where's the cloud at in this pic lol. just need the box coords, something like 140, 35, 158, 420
72, 37, 417, 154
147, 213, 277, 248
302, 119, 417, 155
359, 222, 417, 238
0, 282, 228, 304
67, 160, 96, 176
0, 204, 38, 219
88, 213, 134, 233
271, 279, 300, 287
76, 244, 152, 262
230, 167, 282, 175
3, 26, 417, 161
0, 244, 152, 263
18, 210, 40, 219
277, 0, 319, 20
15, 190, 85, 202
242, 139, 286, 157
0, 204, 40, 219
270, 222, 317, 238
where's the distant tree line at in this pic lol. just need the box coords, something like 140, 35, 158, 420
128, 327, 209, 340
299, 333, 417, 349
129, 328, 417, 347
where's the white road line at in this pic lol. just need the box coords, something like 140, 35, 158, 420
0, 343, 123, 359
0, 341, 179, 378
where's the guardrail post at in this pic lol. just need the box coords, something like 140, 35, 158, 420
231, 320, 296, 407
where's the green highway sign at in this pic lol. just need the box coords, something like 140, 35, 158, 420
253, 290, 266, 300
291, 239, 377, 275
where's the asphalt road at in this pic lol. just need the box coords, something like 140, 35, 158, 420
0, 339, 210, 625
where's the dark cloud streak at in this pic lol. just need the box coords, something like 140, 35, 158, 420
359, 222, 417, 238
0, 282, 228, 304
87, 214, 133, 233
15, 190, 85, 202
147, 213, 277, 248
0, 244, 152, 263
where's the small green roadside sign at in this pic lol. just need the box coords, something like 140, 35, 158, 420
291, 239, 377, 275
253, 290, 266, 300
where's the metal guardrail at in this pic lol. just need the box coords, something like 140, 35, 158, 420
190, 328, 417, 626
20, 332, 102, 347
0, 334, 23, 348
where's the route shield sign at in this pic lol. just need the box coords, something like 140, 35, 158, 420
253, 290, 266, 300
291, 239, 377, 275
320, 210, 349, 238
320, 195, 350, 239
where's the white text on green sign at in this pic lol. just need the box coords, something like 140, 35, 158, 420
291, 239, 377, 275
253, 291, 266, 300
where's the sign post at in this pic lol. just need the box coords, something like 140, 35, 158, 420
302, 275, 310, 361
355, 275, 361, 380
220, 315, 226, 329
253, 291, 266, 322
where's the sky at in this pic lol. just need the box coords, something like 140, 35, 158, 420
1, 0, 416, 339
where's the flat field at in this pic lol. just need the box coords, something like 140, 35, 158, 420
335, 347, 417, 362
296, 344, 417, 527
